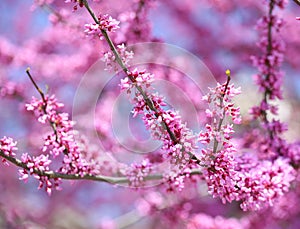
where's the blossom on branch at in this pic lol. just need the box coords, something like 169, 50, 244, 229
102, 43, 134, 71
0, 136, 18, 165
120, 68, 154, 93
124, 159, 153, 188
26, 94, 98, 177
236, 157, 295, 211
19, 153, 61, 195
84, 14, 120, 39
119, 67, 198, 190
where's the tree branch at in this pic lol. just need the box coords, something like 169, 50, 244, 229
0, 150, 201, 184
81, 0, 202, 164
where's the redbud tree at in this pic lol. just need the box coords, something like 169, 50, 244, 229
1, 0, 300, 228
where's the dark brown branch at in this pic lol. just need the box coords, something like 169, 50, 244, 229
26, 68, 46, 102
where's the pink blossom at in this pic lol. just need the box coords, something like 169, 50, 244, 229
0, 136, 18, 165
249, 1, 289, 161
26, 94, 99, 177
120, 67, 198, 189
19, 152, 61, 195
102, 43, 134, 72
84, 14, 120, 39
25, 95, 64, 124
286, 143, 300, 165
164, 169, 189, 192
202, 81, 241, 124
65, 0, 84, 11
263, 119, 288, 135
203, 145, 239, 204
251, 13, 285, 102
223, 124, 234, 140
199, 124, 214, 144
198, 76, 241, 159
120, 68, 154, 93
125, 159, 152, 187
133, 92, 165, 117
236, 158, 295, 211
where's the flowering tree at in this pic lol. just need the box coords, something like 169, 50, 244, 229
1, 0, 300, 228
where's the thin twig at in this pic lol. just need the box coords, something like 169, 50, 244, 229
26, 68, 46, 102
26, 68, 59, 142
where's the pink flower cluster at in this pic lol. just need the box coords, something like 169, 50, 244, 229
251, 16, 285, 101
249, 1, 292, 161
202, 81, 241, 125
65, 0, 84, 11
286, 143, 300, 165
199, 78, 241, 159
84, 14, 120, 39
124, 71, 197, 165
120, 68, 154, 93
19, 153, 61, 195
236, 157, 295, 211
250, 1, 286, 110
250, 101, 278, 118
198, 75, 295, 211
120, 67, 198, 190
26, 94, 96, 177
26, 95, 73, 156
202, 147, 295, 212
125, 159, 152, 187
26, 94, 65, 124
0, 136, 18, 165
159, 111, 197, 165
203, 145, 239, 204
101, 43, 134, 71
163, 167, 191, 192
198, 77, 241, 202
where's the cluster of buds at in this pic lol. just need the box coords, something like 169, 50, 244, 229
84, 14, 120, 39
